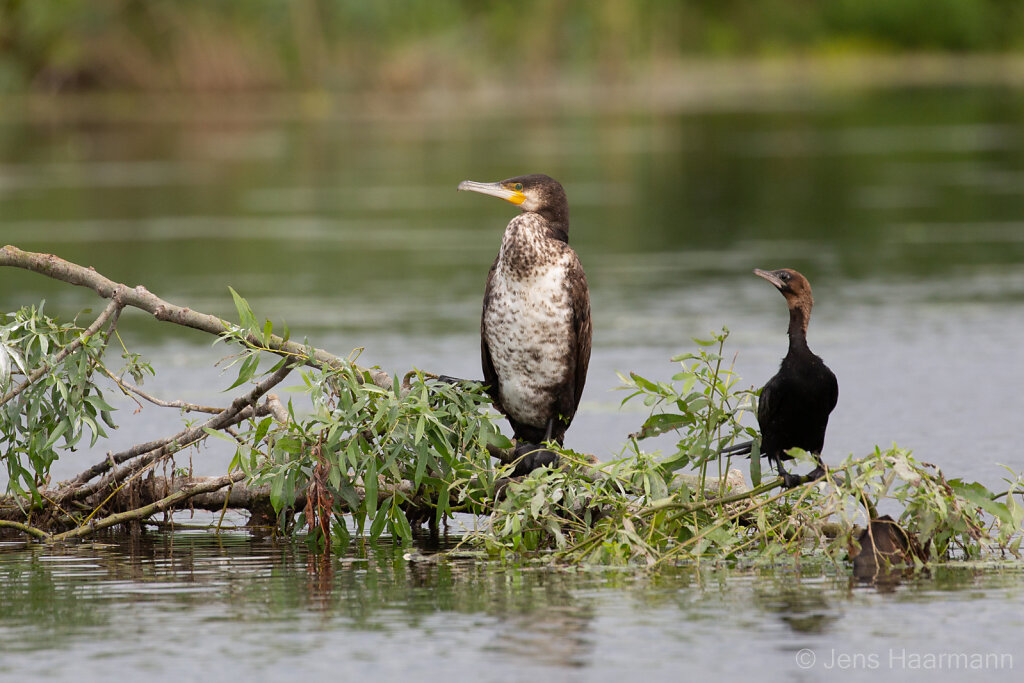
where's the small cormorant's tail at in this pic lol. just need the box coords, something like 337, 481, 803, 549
720, 440, 753, 457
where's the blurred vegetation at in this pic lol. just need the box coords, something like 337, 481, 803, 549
2, 0, 1024, 93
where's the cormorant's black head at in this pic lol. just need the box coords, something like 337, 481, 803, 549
754, 267, 814, 317
458, 174, 569, 237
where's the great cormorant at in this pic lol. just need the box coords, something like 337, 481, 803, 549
457, 174, 592, 476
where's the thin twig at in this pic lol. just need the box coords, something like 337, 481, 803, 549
100, 364, 223, 414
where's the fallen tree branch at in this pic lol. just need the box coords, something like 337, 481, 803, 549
0, 470, 435, 542
0, 244, 394, 389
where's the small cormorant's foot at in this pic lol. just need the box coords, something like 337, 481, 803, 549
780, 470, 805, 489
510, 443, 560, 478
805, 466, 826, 483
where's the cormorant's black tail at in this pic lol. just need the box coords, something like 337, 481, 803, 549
720, 440, 753, 457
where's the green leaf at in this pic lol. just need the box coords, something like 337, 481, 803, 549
368, 509, 388, 542
43, 419, 69, 449
270, 471, 286, 512
253, 416, 273, 444
364, 457, 379, 515
436, 486, 450, 529
414, 443, 428, 488
749, 449, 762, 487
229, 287, 258, 333
338, 481, 361, 512
486, 430, 513, 450
84, 393, 117, 413
390, 503, 412, 543
202, 427, 238, 443
637, 413, 690, 438
629, 372, 662, 393
227, 353, 259, 391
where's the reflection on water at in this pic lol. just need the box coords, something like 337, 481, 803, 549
1, 533, 1021, 682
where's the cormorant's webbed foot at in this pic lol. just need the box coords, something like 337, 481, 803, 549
805, 465, 826, 483
510, 442, 560, 478
778, 464, 826, 489
780, 470, 804, 489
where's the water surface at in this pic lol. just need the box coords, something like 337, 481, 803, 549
2, 86, 1024, 680
1, 532, 1021, 682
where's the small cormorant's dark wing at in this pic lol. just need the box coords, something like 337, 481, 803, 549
757, 378, 775, 428
756, 375, 782, 455
824, 365, 839, 415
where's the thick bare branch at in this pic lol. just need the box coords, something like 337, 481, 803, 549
0, 471, 431, 542
0, 245, 394, 390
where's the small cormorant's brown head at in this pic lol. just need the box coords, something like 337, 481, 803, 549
458, 174, 569, 234
754, 268, 814, 332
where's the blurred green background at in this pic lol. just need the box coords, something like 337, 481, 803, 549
3, 0, 1024, 484
2, 0, 1024, 93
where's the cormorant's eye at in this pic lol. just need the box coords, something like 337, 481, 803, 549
514, 183, 523, 191
780, 272, 790, 281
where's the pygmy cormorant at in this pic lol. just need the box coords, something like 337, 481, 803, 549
457, 174, 592, 476
753, 268, 838, 489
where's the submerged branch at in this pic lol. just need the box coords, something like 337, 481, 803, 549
0, 519, 50, 541
49, 471, 249, 543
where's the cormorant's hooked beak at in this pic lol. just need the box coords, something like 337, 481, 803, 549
457, 180, 527, 206
753, 268, 785, 290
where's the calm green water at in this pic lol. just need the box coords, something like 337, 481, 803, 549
3, 86, 1024, 680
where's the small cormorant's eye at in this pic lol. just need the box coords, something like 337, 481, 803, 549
514, 183, 523, 191
780, 272, 790, 281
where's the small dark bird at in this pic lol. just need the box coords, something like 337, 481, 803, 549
458, 174, 592, 476
753, 268, 838, 488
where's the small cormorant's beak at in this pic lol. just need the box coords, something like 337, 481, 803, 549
753, 268, 785, 290
457, 180, 527, 206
